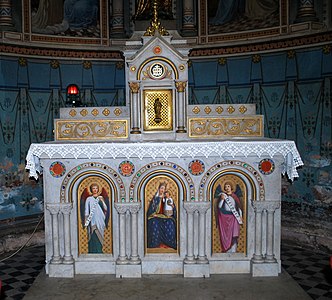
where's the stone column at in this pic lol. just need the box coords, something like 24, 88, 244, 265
251, 201, 264, 263
60, 203, 74, 264
129, 82, 141, 134
115, 203, 129, 264
47, 204, 61, 264
196, 202, 210, 263
295, 0, 318, 23
183, 203, 197, 263
182, 0, 196, 36
129, 203, 141, 264
0, 0, 14, 28
110, 0, 125, 37
175, 81, 187, 133
265, 202, 280, 263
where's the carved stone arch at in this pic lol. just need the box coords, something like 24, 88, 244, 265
60, 162, 125, 203
198, 160, 265, 202
137, 57, 179, 81
129, 160, 195, 202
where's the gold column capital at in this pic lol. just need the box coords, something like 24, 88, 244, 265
175, 81, 187, 93
129, 82, 140, 93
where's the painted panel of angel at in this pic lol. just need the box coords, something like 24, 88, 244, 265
212, 175, 247, 253
79, 180, 111, 254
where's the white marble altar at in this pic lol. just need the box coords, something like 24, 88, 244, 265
26, 139, 302, 278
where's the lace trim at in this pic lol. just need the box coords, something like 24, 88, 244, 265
25, 140, 303, 181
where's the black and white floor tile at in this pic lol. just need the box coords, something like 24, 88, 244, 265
0, 244, 331, 300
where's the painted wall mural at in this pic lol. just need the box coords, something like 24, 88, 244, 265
208, 0, 280, 34
31, 0, 101, 36
0, 57, 125, 221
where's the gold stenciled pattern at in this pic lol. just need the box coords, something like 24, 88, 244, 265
78, 176, 112, 255
189, 117, 263, 137
144, 90, 173, 131
91, 109, 99, 116
192, 106, 200, 114
55, 120, 128, 140
69, 109, 77, 117
227, 106, 235, 114
215, 106, 223, 114
102, 108, 110, 116
212, 174, 246, 254
114, 108, 122, 116
239, 105, 247, 114
204, 106, 212, 114
80, 109, 88, 117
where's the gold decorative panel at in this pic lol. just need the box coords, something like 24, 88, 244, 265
78, 176, 112, 255
55, 120, 128, 140
188, 116, 263, 138
211, 174, 247, 254
143, 90, 173, 131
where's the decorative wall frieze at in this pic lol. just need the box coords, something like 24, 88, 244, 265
0, 44, 122, 59
190, 33, 332, 57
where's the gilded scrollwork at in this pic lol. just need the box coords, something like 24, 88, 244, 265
55, 120, 128, 140
189, 117, 263, 137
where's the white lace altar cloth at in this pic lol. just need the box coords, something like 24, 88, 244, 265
25, 140, 303, 181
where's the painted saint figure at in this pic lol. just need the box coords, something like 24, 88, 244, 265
147, 182, 177, 249
215, 181, 243, 253
83, 183, 109, 253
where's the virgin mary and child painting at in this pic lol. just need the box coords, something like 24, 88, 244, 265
146, 181, 177, 253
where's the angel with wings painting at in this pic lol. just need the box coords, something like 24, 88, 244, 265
80, 183, 110, 253
214, 181, 243, 253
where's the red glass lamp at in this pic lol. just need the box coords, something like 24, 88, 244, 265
66, 84, 82, 107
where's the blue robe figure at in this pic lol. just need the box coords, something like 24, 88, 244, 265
64, 0, 99, 29
147, 183, 177, 250
210, 0, 245, 25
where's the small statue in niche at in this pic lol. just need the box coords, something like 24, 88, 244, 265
154, 98, 162, 123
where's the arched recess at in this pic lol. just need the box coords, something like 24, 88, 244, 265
137, 57, 179, 81
129, 160, 195, 202
59, 163, 123, 257
137, 169, 188, 256
200, 160, 265, 255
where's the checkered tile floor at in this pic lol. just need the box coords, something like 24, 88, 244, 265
281, 244, 332, 300
0, 246, 44, 300
0, 244, 331, 299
